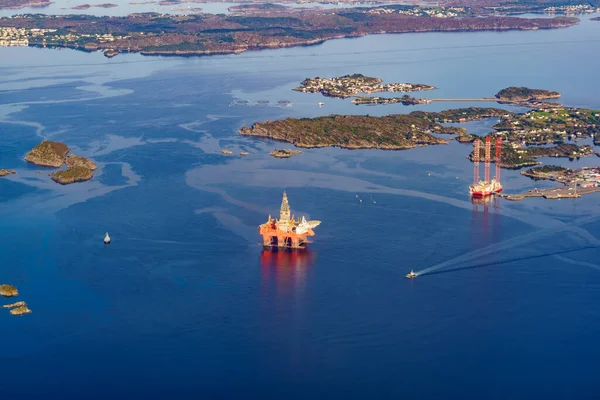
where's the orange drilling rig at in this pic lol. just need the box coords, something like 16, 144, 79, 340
259, 192, 321, 249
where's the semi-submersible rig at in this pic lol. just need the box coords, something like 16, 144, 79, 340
259, 192, 321, 249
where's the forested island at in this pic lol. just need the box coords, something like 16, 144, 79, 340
0, 9, 578, 57
239, 108, 501, 150
240, 101, 600, 168
495, 86, 561, 102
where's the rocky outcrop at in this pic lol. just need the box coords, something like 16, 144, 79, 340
3, 301, 26, 308
9, 305, 32, 316
24, 141, 96, 184
0, 284, 18, 297
50, 165, 94, 184
65, 154, 97, 170
0, 169, 16, 177
270, 149, 303, 158
24, 141, 70, 167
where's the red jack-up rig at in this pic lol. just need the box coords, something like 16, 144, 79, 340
469, 136, 503, 197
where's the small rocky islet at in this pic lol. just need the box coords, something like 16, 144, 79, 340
269, 149, 303, 158
0, 284, 18, 297
0, 169, 16, 177
24, 141, 97, 184
1, 285, 32, 316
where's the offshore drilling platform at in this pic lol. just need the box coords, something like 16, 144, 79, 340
469, 136, 503, 198
259, 192, 321, 249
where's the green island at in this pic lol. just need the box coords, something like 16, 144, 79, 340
293, 74, 435, 99
502, 166, 600, 201
238, 108, 497, 150
50, 165, 95, 185
0, 8, 578, 57
240, 96, 600, 169
24, 141, 97, 184
495, 86, 561, 102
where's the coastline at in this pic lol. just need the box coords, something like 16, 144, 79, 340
0, 12, 579, 57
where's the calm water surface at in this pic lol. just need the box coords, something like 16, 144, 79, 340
1, 16, 600, 398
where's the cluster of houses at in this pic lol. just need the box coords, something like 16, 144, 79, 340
499, 108, 600, 145
367, 6, 468, 18
0, 26, 127, 47
543, 4, 600, 14
294, 76, 434, 98
0, 27, 54, 46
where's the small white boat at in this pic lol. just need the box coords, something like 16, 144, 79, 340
406, 270, 417, 279
104, 232, 111, 244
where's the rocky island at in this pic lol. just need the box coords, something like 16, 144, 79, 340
0, 169, 16, 177
270, 149, 303, 158
495, 86, 561, 103
25, 141, 70, 168
3, 301, 32, 316
294, 74, 435, 99
50, 165, 95, 184
25, 141, 97, 184
0, 284, 18, 297
0, 10, 578, 57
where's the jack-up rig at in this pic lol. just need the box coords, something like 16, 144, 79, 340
469, 136, 503, 198
259, 192, 321, 249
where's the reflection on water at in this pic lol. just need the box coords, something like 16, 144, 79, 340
260, 249, 314, 296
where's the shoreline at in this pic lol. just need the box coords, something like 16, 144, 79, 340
0, 12, 579, 58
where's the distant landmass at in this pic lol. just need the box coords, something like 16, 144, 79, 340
71, 3, 117, 9
0, 9, 578, 57
0, 0, 50, 9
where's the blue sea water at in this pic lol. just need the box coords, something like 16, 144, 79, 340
2, 14, 600, 398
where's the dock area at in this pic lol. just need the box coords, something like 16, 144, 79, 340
501, 185, 600, 201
